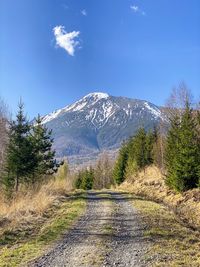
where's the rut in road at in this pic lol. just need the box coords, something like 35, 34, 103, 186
31, 191, 150, 267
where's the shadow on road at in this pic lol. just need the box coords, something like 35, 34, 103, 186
67, 190, 145, 202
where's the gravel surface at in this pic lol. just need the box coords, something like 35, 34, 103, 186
30, 191, 150, 267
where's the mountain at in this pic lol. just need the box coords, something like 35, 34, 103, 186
41, 92, 166, 163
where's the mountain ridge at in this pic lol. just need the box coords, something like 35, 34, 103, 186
41, 92, 166, 163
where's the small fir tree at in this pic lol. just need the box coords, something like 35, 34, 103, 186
173, 102, 200, 191
81, 168, 94, 190
31, 114, 58, 183
165, 101, 200, 191
4, 102, 37, 192
113, 143, 129, 185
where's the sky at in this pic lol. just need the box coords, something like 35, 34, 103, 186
0, 0, 199, 119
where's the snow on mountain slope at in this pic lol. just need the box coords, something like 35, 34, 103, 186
41, 92, 110, 125
41, 92, 166, 160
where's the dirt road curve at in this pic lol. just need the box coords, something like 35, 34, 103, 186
31, 191, 150, 267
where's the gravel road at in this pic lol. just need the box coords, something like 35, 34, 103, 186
30, 191, 150, 267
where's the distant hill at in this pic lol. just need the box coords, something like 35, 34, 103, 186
42, 92, 166, 163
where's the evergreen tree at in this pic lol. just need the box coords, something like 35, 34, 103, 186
75, 171, 82, 189
31, 114, 58, 183
4, 102, 36, 192
145, 130, 156, 165
81, 168, 94, 190
113, 142, 129, 185
165, 102, 200, 191
165, 115, 181, 189
132, 128, 148, 169
175, 102, 200, 191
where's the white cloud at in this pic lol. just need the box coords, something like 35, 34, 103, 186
81, 9, 87, 16
130, 5, 146, 16
130, 5, 139, 12
53, 25, 80, 56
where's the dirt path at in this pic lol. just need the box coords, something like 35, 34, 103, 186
31, 191, 150, 267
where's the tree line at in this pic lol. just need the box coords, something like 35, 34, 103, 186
0, 100, 60, 197
74, 153, 114, 190
113, 86, 200, 192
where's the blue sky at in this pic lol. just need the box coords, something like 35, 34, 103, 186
0, 0, 199, 118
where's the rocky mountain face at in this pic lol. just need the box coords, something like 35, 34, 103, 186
42, 92, 165, 162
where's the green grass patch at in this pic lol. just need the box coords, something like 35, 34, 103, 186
133, 199, 200, 267
0, 198, 86, 267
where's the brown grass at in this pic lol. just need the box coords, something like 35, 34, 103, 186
119, 165, 200, 230
0, 174, 76, 234
0, 172, 86, 266
132, 199, 200, 266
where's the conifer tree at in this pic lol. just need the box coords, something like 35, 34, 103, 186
145, 130, 156, 165
4, 102, 36, 192
81, 168, 94, 190
31, 114, 58, 182
113, 142, 129, 185
165, 101, 200, 191
174, 102, 200, 191
132, 128, 148, 169
165, 115, 181, 189
75, 171, 82, 189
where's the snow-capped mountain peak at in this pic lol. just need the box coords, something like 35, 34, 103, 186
40, 92, 166, 160
42, 92, 110, 124
83, 92, 109, 100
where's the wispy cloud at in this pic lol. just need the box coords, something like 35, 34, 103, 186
130, 5, 139, 12
81, 9, 87, 16
53, 25, 80, 56
130, 5, 146, 16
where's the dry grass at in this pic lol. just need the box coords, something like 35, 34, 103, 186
0, 198, 86, 267
0, 179, 69, 220
0, 173, 86, 266
133, 199, 200, 266
119, 165, 200, 230
0, 171, 78, 240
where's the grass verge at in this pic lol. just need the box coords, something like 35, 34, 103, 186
133, 199, 200, 267
0, 196, 86, 267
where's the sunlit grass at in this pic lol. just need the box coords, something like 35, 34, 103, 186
133, 199, 200, 267
0, 198, 86, 267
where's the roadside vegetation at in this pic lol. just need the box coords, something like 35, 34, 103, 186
0, 98, 87, 266
132, 198, 200, 266
1, 83, 200, 266
113, 84, 200, 266
0, 194, 86, 267
114, 83, 200, 193
74, 152, 114, 190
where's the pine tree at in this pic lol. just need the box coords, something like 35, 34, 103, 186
132, 128, 148, 169
165, 102, 200, 191
113, 142, 129, 185
31, 114, 58, 183
174, 102, 200, 191
145, 130, 156, 165
81, 168, 94, 190
165, 114, 181, 189
75, 171, 82, 189
4, 102, 36, 192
